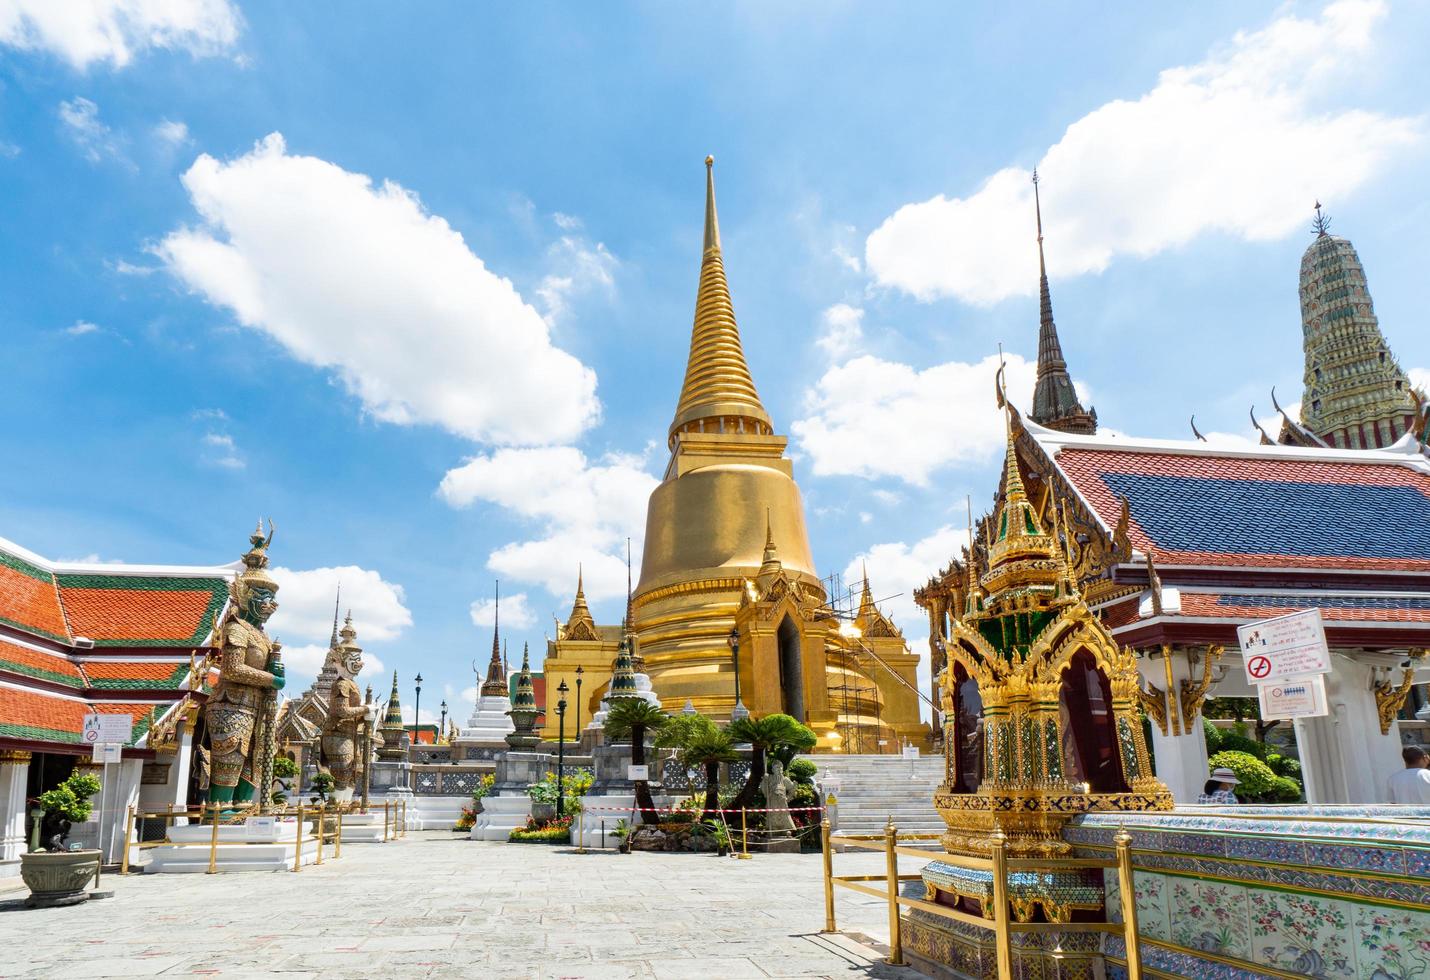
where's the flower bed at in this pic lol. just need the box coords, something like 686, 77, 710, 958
509, 814, 572, 844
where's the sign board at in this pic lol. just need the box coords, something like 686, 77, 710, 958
91, 743, 122, 764
1237, 609, 1331, 685
902, 745, 921, 760
1257, 674, 1329, 721
81, 713, 133, 745
627, 765, 649, 781
245, 816, 277, 840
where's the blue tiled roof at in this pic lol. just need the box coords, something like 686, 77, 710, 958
1100, 473, 1430, 560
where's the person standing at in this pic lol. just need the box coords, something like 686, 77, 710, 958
1388, 746, 1430, 804
1197, 767, 1241, 804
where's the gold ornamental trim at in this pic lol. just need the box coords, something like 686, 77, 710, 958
634, 577, 749, 609
0, 749, 32, 764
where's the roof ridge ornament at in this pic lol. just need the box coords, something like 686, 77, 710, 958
1312, 200, 1331, 237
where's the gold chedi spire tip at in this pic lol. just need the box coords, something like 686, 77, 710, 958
668, 155, 772, 448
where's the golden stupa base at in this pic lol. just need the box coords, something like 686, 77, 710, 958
934, 784, 1174, 859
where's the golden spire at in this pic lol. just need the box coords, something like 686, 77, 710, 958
984, 413, 1058, 588
758, 512, 783, 582
668, 155, 773, 448
564, 565, 600, 640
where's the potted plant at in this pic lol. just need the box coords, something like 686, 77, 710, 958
21, 770, 102, 908
470, 773, 494, 815
272, 754, 299, 796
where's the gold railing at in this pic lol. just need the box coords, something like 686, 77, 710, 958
820, 819, 1141, 980
119, 799, 408, 875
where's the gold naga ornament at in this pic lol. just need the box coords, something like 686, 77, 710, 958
934, 406, 1171, 862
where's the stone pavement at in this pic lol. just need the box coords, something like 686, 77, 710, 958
0, 831, 931, 979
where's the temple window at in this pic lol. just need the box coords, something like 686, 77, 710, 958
1057, 649, 1128, 794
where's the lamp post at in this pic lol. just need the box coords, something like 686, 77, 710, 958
555, 681, 569, 818
439, 700, 448, 744
574, 666, 584, 734
728, 628, 749, 721
413, 673, 423, 749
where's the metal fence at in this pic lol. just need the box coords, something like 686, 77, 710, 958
819, 820, 1142, 979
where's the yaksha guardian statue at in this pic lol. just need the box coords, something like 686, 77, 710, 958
319, 613, 377, 804
205, 520, 286, 809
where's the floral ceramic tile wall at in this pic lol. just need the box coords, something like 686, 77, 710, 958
1249, 888, 1356, 978
1169, 878, 1251, 960
1353, 905, 1430, 980
1105, 870, 1171, 942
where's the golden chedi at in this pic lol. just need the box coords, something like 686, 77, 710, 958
543, 157, 923, 752
934, 407, 1170, 860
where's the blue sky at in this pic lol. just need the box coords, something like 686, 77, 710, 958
2, 1, 1427, 724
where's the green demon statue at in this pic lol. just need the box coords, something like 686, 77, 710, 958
205, 520, 286, 808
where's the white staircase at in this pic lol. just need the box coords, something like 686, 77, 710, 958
812, 754, 945, 834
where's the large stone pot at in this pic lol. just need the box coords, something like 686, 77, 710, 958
531, 802, 556, 822
20, 850, 100, 908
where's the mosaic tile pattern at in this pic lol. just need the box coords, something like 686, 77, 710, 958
1170, 878, 1251, 960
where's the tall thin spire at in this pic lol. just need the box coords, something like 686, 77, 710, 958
1312, 200, 1331, 237
668, 155, 773, 448
329, 584, 341, 648
1029, 171, 1097, 435
481, 581, 507, 697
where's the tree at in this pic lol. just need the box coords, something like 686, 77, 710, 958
604, 699, 669, 823
1203, 696, 1280, 743
725, 713, 817, 809
680, 730, 740, 817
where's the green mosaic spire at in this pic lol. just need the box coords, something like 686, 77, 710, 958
608, 636, 640, 699
505, 642, 542, 750
1298, 206, 1415, 449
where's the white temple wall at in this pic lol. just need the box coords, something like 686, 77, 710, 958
0, 753, 30, 877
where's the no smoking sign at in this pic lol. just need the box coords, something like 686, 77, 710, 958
1247, 655, 1272, 680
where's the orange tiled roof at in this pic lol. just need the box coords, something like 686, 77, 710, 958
0, 687, 164, 746
57, 576, 227, 647
0, 638, 85, 688
79, 659, 193, 690
0, 553, 69, 643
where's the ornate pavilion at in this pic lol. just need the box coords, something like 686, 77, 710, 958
918, 199, 1430, 804
0, 535, 231, 872
540, 158, 925, 753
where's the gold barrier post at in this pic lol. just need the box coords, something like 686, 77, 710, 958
206, 803, 220, 875
883, 817, 904, 965
739, 808, 750, 860
315, 804, 325, 865
293, 802, 305, 872
383, 800, 389, 842
1116, 827, 1142, 980
820, 818, 836, 933
990, 829, 1012, 978
403, 798, 408, 836
121, 806, 135, 875
335, 807, 344, 859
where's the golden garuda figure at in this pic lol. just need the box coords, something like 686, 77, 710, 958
205, 520, 286, 810
318, 613, 376, 804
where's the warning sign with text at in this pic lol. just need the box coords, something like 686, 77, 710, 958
1237, 608, 1331, 685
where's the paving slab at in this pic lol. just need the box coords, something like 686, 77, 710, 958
0, 831, 926, 979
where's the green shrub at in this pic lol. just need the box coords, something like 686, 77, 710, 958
38, 771, 101, 825
471, 773, 495, 801
272, 755, 299, 779
790, 784, 818, 810
1217, 732, 1270, 760
1267, 776, 1303, 803
787, 759, 817, 784
1202, 719, 1223, 754
1207, 750, 1276, 798
1265, 754, 1302, 780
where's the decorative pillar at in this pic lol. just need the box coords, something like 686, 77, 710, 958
0, 750, 32, 876
1137, 647, 1216, 804
1296, 654, 1405, 803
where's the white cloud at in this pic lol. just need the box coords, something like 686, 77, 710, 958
268, 565, 413, 650
153, 118, 189, 147
866, 0, 1422, 305
0, 0, 241, 69
844, 524, 969, 723
65, 320, 100, 336
199, 431, 244, 469
439, 446, 657, 601
0, 141, 19, 159
792, 352, 1036, 486
1407, 367, 1430, 394
156, 133, 601, 446
58, 97, 124, 164
280, 643, 386, 693
469, 591, 536, 630
815, 303, 864, 360
535, 234, 617, 322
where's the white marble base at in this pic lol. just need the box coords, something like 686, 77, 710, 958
140, 821, 319, 873
458, 695, 515, 744
573, 794, 639, 849
339, 811, 387, 843
402, 795, 468, 831
471, 793, 533, 841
